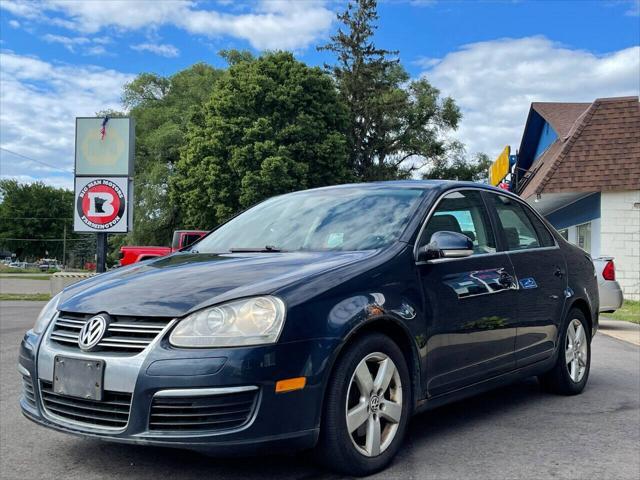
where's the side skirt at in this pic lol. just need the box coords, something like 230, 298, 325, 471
413, 353, 557, 414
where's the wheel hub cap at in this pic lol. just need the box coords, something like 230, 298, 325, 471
345, 352, 403, 457
565, 319, 588, 383
369, 394, 380, 413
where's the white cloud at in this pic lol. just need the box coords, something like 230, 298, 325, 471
42, 33, 90, 51
625, 0, 640, 16
92, 36, 112, 45
2, 173, 73, 190
9, 19, 20, 28
0, 52, 134, 187
83, 45, 108, 56
0, 0, 334, 50
131, 42, 180, 58
42, 33, 112, 55
412, 56, 440, 69
420, 36, 640, 159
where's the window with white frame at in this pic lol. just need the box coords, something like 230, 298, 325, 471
576, 222, 591, 253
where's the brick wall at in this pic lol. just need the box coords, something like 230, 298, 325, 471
600, 190, 640, 301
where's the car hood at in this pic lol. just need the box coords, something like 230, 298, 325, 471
59, 251, 375, 317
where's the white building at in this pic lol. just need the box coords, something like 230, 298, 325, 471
512, 96, 640, 300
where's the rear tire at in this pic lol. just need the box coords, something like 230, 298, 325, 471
317, 333, 411, 476
539, 307, 591, 395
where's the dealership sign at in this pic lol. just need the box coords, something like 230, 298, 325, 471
73, 117, 134, 234
74, 177, 131, 232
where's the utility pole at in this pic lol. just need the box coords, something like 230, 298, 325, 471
62, 224, 67, 269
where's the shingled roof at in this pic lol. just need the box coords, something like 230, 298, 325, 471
531, 101, 591, 138
519, 96, 640, 198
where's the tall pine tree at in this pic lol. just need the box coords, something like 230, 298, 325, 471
320, 0, 461, 180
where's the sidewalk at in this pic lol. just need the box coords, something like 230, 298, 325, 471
0, 277, 50, 294
599, 317, 640, 346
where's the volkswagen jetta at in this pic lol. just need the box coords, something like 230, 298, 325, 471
19, 181, 598, 475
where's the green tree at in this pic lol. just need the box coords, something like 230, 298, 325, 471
0, 179, 74, 261
422, 143, 492, 182
122, 63, 222, 245
320, 0, 461, 180
172, 51, 350, 228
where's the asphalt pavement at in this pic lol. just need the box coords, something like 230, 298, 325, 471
1, 300, 639, 480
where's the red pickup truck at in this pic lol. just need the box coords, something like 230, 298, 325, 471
119, 230, 207, 266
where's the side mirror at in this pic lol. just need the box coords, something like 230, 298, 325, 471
417, 231, 474, 262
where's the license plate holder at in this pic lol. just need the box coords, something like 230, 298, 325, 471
53, 356, 104, 401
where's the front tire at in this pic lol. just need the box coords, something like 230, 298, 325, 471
317, 333, 411, 476
539, 307, 591, 395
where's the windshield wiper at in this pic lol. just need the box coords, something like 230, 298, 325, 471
229, 245, 283, 253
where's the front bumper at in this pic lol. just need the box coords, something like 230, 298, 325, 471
19, 329, 339, 452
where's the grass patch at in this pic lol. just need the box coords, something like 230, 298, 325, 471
608, 300, 640, 324
0, 293, 51, 301
0, 274, 51, 280
0, 265, 59, 274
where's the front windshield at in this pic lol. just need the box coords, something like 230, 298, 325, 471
193, 186, 426, 253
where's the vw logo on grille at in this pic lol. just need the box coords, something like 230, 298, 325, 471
78, 315, 108, 351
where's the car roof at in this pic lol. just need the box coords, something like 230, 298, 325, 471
299, 180, 518, 197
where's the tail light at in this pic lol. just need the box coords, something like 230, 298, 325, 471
602, 260, 615, 281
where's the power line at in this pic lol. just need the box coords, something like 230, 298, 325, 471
1, 238, 91, 242
0, 217, 73, 220
0, 147, 73, 174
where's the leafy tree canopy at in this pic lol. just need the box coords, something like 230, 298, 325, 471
172, 51, 351, 228
320, 0, 461, 180
0, 179, 73, 260
422, 143, 492, 182
120, 63, 222, 245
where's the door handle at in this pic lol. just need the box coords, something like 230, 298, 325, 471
554, 267, 565, 278
498, 271, 516, 288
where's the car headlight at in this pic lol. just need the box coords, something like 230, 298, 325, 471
33, 293, 62, 334
169, 296, 286, 348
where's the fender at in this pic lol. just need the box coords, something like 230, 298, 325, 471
315, 294, 424, 429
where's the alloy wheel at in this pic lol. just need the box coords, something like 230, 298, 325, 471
565, 318, 588, 383
345, 352, 403, 457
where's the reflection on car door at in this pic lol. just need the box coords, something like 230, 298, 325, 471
485, 193, 567, 367
417, 190, 519, 397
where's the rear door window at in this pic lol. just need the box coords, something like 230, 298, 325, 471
523, 209, 556, 247
488, 194, 545, 251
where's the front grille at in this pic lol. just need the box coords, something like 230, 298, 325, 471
21, 375, 36, 408
149, 389, 259, 432
49, 312, 172, 354
40, 381, 132, 429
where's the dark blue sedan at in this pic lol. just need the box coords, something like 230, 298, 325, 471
19, 181, 598, 475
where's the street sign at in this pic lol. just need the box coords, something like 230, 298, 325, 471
489, 146, 511, 186
73, 177, 131, 233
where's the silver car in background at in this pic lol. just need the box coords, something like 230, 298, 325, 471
594, 256, 624, 313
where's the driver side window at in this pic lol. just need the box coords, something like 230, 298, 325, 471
420, 190, 496, 255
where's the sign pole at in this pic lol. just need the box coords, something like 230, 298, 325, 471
96, 233, 108, 273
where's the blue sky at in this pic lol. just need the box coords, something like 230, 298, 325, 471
1, 0, 639, 189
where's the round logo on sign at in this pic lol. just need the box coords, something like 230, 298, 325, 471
76, 179, 126, 230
